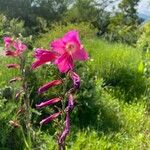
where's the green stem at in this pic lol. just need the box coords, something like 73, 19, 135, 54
19, 56, 32, 149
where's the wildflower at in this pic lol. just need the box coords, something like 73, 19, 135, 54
69, 71, 80, 89
36, 98, 61, 109
4, 39, 27, 57
13, 40, 27, 54
38, 80, 62, 94
51, 30, 88, 73
40, 112, 61, 125
7, 64, 20, 69
32, 48, 57, 69
4, 37, 13, 48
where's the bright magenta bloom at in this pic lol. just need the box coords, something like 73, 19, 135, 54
4, 39, 27, 57
51, 30, 89, 73
32, 48, 57, 69
36, 98, 61, 109
13, 41, 27, 54
4, 37, 13, 48
38, 80, 62, 94
40, 112, 61, 125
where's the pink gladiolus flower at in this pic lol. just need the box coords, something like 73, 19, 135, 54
7, 64, 20, 69
4, 37, 27, 57
40, 112, 61, 125
69, 71, 80, 89
4, 37, 13, 48
51, 30, 89, 73
38, 80, 62, 94
5, 41, 27, 57
32, 48, 57, 69
36, 98, 61, 109
13, 41, 27, 54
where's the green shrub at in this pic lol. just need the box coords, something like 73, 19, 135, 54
84, 38, 146, 101
137, 21, 150, 51
0, 14, 25, 41
34, 22, 97, 48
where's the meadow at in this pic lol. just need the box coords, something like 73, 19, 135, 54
0, 33, 150, 149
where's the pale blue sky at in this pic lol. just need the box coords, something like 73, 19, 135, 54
106, 0, 150, 19
138, 0, 150, 16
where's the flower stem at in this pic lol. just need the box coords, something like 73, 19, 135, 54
20, 56, 32, 149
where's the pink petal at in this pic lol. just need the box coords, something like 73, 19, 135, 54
55, 53, 74, 73
63, 30, 89, 61
40, 112, 61, 125
13, 41, 27, 54
4, 37, 13, 48
36, 98, 61, 109
32, 49, 57, 69
38, 80, 62, 94
72, 47, 89, 61
63, 30, 80, 45
51, 38, 65, 54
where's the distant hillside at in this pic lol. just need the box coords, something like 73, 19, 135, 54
138, 13, 150, 20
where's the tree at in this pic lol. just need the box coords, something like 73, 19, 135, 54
118, 0, 140, 24
0, 0, 69, 27
64, 0, 113, 35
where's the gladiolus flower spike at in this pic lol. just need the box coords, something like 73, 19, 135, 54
4, 37, 27, 57
32, 30, 89, 149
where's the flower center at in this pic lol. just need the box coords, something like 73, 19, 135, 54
66, 43, 76, 53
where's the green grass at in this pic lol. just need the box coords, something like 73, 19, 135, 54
0, 56, 19, 87
0, 38, 150, 149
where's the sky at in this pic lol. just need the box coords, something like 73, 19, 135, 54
138, 0, 150, 17
107, 0, 150, 19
